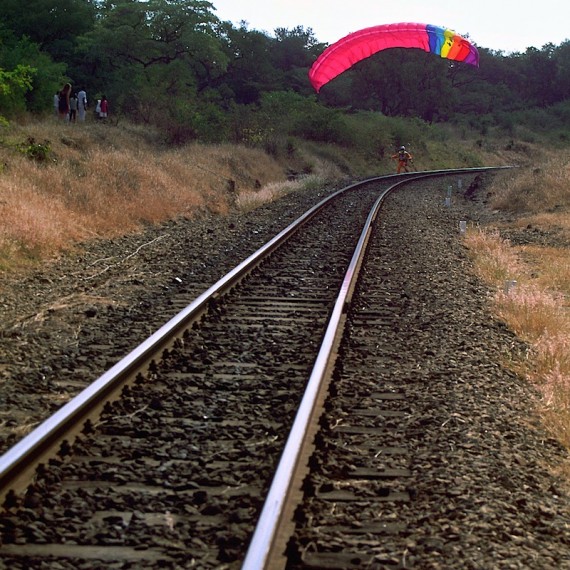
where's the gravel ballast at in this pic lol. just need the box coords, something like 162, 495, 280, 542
1, 173, 569, 569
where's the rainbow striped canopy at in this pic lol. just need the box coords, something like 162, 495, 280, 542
309, 22, 479, 92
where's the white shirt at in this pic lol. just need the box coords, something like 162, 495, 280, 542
77, 90, 87, 109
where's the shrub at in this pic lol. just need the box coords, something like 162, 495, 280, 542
17, 137, 52, 162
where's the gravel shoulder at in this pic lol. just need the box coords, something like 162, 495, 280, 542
0, 172, 567, 464
1, 173, 570, 568
0, 184, 339, 453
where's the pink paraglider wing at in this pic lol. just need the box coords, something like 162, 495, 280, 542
308, 22, 479, 92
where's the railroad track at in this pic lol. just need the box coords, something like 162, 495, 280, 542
2, 168, 569, 570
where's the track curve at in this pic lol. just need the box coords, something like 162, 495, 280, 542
1, 169, 569, 570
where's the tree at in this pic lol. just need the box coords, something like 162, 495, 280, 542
334, 49, 457, 121
0, 0, 97, 62
0, 26, 65, 116
0, 64, 35, 121
79, 0, 227, 133
215, 22, 278, 105
519, 45, 559, 107
270, 26, 322, 94
553, 41, 570, 101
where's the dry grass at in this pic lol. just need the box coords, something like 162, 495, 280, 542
236, 177, 312, 212
490, 153, 570, 223
464, 155, 570, 476
0, 118, 545, 273
236, 156, 347, 212
0, 120, 306, 271
521, 246, 570, 293
0, 119, 349, 272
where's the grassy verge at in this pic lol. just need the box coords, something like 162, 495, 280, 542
0, 120, 346, 271
1, 116, 543, 272
464, 154, 570, 478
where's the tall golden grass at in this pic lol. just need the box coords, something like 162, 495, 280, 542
0, 116, 541, 272
465, 154, 570, 474
236, 157, 346, 212
0, 120, 345, 270
491, 158, 570, 212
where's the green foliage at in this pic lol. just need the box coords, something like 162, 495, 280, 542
187, 102, 230, 144
215, 24, 279, 105
257, 93, 352, 144
76, 0, 226, 137
292, 107, 351, 144
270, 26, 322, 95
229, 92, 353, 148
0, 63, 36, 119
0, 25, 66, 119
1, 0, 97, 62
0, 64, 34, 96
1, 0, 570, 149
257, 91, 308, 132
387, 116, 431, 150
17, 136, 52, 162
321, 50, 456, 122
342, 113, 392, 159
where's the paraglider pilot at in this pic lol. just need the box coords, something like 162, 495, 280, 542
392, 146, 413, 174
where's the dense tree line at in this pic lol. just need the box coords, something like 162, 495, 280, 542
1, 0, 570, 143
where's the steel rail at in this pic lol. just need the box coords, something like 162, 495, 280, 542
0, 181, 356, 500
240, 167, 512, 569
240, 176, 402, 570
0, 166, 511, 503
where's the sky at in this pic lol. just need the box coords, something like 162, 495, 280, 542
212, 0, 570, 55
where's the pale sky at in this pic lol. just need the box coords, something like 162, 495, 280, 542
212, 0, 570, 54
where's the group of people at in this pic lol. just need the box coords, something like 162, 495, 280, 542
54, 83, 108, 123
54, 84, 408, 171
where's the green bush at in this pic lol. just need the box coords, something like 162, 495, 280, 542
17, 137, 52, 162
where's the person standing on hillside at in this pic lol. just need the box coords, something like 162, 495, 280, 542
77, 88, 88, 122
69, 92, 78, 123
391, 146, 413, 174
58, 83, 72, 121
99, 95, 108, 120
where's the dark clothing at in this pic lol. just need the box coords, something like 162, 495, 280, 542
58, 93, 69, 114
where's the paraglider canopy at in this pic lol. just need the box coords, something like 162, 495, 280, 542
309, 22, 479, 92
